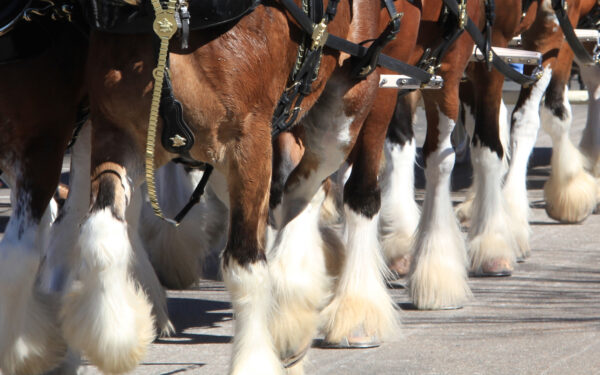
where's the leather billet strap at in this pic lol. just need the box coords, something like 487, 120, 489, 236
278, 0, 433, 83
552, 0, 598, 66
351, 0, 404, 78
441, 0, 542, 86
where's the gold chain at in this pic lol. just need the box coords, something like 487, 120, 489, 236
146, 0, 178, 225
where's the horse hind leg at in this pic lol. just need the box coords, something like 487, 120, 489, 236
542, 80, 596, 223
60, 143, 155, 373
0, 157, 68, 374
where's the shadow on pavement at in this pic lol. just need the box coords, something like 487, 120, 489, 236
166, 297, 232, 331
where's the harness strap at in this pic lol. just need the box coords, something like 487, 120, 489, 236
172, 164, 213, 223
351, 0, 403, 78
271, 0, 340, 137
416, 3, 466, 75
552, 0, 599, 66
278, 0, 433, 82
484, 0, 495, 71
66, 100, 90, 149
441, 0, 542, 86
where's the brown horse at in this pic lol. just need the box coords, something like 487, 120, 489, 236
0, 6, 173, 374
60, 1, 390, 373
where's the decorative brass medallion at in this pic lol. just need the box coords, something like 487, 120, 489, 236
170, 134, 187, 148
153, 10, 177, 39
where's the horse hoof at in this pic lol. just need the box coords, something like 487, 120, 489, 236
439, 304, 464, 310
320, 331, 381, 349
471, 258, 513, 277
282, 343, 310, 369
388, 255, 411, 279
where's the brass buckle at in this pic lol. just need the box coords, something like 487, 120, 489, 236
311, 19, 328, 50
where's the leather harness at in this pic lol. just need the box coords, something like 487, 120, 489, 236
551, 0, 599, 66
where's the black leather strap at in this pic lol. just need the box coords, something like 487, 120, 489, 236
442, 0, 541, 85
552, 0, 598, 65
278, 0, 433, 82
351, 0, 403, 78
172, 163, 214, 224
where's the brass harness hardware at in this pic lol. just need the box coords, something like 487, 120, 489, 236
146, 0, 179, 225
311, 18, 329, 50
458, 0, 467, 29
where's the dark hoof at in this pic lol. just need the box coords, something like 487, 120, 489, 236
439, 304, 464, 310
320, 336, 381, 349
282, 344, 310, 369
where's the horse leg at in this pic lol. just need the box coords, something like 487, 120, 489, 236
466, 63, 520, 275
0, 136, 68, 374
542, 70, 597, 223
452, 89, 476, 226
39, 123, 92, 294
321, 83, 400, 348
577, 64, 600, 209
268, 96, 362, 368
503, 68, 553, 259
126, 181, 174, 336
409, 73, 471, 310
140, 162, 228, 288
220, 116, 282, 375
455, 83, 510, 224
379, 91, 421, 276
60, 119, 155, 374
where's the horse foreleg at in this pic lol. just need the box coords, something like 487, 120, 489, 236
577, 64, 600, 210
60, 124, 156, 374
268, 100, 360, 370
467, 65, 519, 276
379, 91, 421, 276
39, 123, 92, 294
409, 81, 471, 310
503, 68, 553, 260
542, 79, 597, 222
321, 85, 399, 348
0, 140, 68, 374
221, 122, 282, 375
